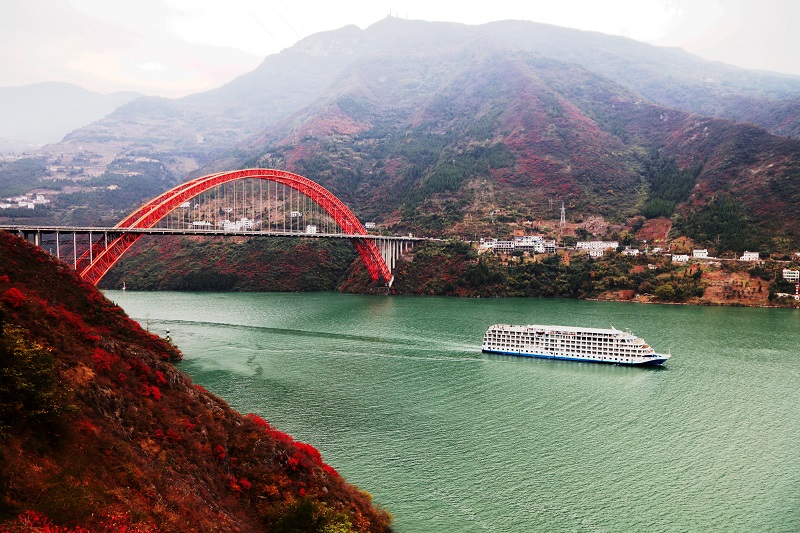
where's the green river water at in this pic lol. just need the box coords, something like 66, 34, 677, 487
105, 291, 800, 532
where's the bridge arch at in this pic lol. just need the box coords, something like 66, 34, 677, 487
79, 169, 392, 286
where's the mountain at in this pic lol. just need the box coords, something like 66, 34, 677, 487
215, 22, 800, 251
476, 20, 800, 138
0, 83, 141, 152
3, 17, 800, 251
0, 231, 392, 531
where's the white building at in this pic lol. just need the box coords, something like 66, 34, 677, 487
364, 222, 377, 229
621, 247, 640, 256
672, 254, 690, 263
783, 269, 800, 282
692, 249, 709, 258
576, 241, 619, 253
517, 236, 557, 254
740, 251, 760, 261
478, 238, 496, 252
480, 236, 556, 254
515, 235, 546, 253
305, 224, 318, 234
217, 218, 255, 231
493, 240, 516, 253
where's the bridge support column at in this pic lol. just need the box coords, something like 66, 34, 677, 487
377, 238, 415, 285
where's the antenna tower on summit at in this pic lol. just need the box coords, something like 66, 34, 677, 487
560, 202, 566, 227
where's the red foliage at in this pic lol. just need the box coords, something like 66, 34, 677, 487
91, 348, 118, 373
322, 463, 340, 478
76, 419, 99, 435
128, 358, 152, 377
1, 287, 26, 308
165, 428, 181, 444
245, 413, 270, 429
154, 370, 167, 385
1, 510, 161, 533
268, 428, 294, 445
293, 441, 323, 467
1, 510, 88, 532
0, 274, 10, 283
214, 445, 226, 460
227, 474, 253, 493
141, 384, 161, 401
98, 513, 159, 532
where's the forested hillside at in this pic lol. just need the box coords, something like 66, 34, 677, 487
0, 232, 391, 531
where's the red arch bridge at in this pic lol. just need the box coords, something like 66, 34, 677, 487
3, 169, 431, 287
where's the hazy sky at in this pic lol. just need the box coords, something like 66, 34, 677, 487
2, 0, 799, 97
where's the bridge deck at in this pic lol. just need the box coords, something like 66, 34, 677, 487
0, 225, 429, 242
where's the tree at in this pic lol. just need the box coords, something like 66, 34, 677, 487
0, 316, 69, 436
654, 283, 676, 301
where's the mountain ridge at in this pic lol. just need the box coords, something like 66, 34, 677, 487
3, 18, 800, 251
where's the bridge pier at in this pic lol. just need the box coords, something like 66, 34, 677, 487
376, 237, 415, 286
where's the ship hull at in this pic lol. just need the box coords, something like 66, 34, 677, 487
481, 349, 669, 366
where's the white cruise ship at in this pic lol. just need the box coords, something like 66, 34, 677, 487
482, 324, 670, 366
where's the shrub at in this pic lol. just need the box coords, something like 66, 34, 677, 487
1, 288, 25, 308
654, 283, 676, 301
0, 323, 70, 436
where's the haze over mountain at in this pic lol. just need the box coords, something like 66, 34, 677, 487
0, 83, 141, 153
3, 17, 800, 251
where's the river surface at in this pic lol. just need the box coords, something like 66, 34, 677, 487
105, 291, 800, 532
